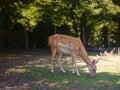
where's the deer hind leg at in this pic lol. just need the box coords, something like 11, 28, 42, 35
50, 46, 57, 73
71, 54, 80, 76
57, 53, 65, 73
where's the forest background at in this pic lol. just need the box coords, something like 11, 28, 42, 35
0, 0, 120, 50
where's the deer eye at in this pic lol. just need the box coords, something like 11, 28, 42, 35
93, 69, 96, 72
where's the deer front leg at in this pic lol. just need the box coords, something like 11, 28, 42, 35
71, 54, 80, 76
74, 60, 80, 76
57, 53, 66, 73
71, 58, 76, 74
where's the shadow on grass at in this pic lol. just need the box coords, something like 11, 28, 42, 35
0, 50, 120, 90
1, 67, 119, 90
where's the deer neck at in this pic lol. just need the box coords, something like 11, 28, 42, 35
80, 52, 93, 66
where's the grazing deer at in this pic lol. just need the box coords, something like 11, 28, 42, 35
48, 34, 98, 77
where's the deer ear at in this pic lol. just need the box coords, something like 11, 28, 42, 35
92, 60, 98, 64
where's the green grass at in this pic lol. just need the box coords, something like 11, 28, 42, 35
0, 50, 120, 90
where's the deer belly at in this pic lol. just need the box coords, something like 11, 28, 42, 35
57, 47, 71, 55
57, 42, 71, 55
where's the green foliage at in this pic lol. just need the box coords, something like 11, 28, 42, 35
0, 0, 120, 49
17, 2, 39, 31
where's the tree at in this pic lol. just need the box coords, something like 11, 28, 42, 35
0, 0, 120, 49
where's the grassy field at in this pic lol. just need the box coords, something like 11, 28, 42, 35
0, 49, 120, 90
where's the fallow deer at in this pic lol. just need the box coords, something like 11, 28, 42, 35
48, 34, 98, 77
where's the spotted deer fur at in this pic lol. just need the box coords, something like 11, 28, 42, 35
48, 34, 98, 77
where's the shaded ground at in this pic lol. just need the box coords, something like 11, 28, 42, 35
0, 49, 51, 90
0, 49, 120, 90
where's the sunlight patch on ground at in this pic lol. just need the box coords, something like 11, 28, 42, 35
61, 55, 120, 75
6, 68, 29, 73
62, 79, 69, 84
117, 80, 120, 85
92, 55, 120, 74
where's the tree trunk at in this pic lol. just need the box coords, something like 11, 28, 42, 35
25, 30, 29, 50
116, 21, 120, 46
81, 26, 86, 47
80, 13, 87, 47
102, 26, 109, 48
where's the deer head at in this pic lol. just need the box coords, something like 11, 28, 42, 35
87, 60, 98, 77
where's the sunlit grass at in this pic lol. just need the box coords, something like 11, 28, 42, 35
0, 50, 120, 90
7, 68, 29, 73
